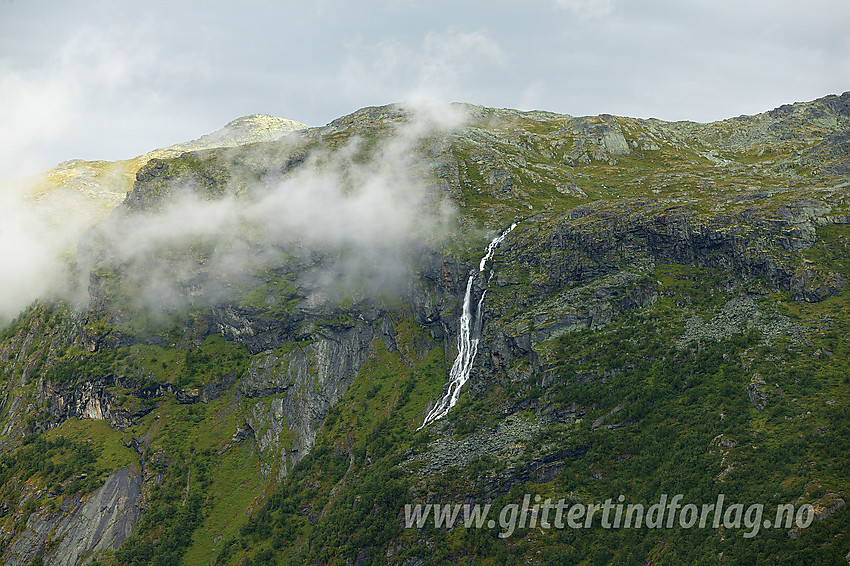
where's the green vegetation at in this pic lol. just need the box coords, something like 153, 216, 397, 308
178, 335, 250, 388
804, 224, 850, 280
211, 245, 850, 563
44, 419, 139, 478
0, 436, 101, 496
1, 97, 849, 564
42, 334, 248, 389
214, 330, 448, 565
0, 418, 139, 541
114, 455, 208, 566
236, 271, 300, 317
111, 394, 267, 565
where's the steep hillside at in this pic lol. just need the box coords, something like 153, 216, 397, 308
0, 93, 848, 565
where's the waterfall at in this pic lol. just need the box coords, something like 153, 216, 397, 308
419, 223, 517, 429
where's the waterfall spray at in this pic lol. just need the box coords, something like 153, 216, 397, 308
419, 223, 517, 429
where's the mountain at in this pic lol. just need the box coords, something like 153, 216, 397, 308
22, 114, 307, 237
0, 93, 848, 565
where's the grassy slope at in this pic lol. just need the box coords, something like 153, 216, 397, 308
0, 98, 847, 564
208, 107, 849, 564
216, 266, 850, 565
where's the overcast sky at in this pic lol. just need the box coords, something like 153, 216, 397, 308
1, 0, 848, 179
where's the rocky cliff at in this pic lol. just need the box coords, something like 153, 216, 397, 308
0, 93, 848, 564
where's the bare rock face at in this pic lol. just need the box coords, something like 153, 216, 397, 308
241, 322, 380, 479
38, 378, 136, 431
166, 114, 306, 154
499, 199, 845, 304
747, 374, 769, 411
567, 117, 632, 163
3, 468, 143, 566
34, 376, 198, 433
1, 93, 848, 563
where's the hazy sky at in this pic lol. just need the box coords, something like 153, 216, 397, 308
1, 0, 848, 178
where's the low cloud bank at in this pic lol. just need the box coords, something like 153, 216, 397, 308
0, 103, 464, 326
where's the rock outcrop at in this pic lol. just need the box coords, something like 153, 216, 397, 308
241, 322, 381, 479
0, 92, 848, 564
3, 468, 142, 566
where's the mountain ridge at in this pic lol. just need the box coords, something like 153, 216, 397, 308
23, 113, 307, 233
0, 92, 848, 565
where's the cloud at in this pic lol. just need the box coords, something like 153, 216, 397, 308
67, 104, 462, 320
0, 20, 466, 326
0, 23, 216, 323
553, 0, 616, 20
339, 28, 505, 105
0, 23, 211, 181
0, 70, 73, 180
0, 186, 69, 323
518, 80, 549, 111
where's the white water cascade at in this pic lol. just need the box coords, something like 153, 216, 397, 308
419, 223, 517, 429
